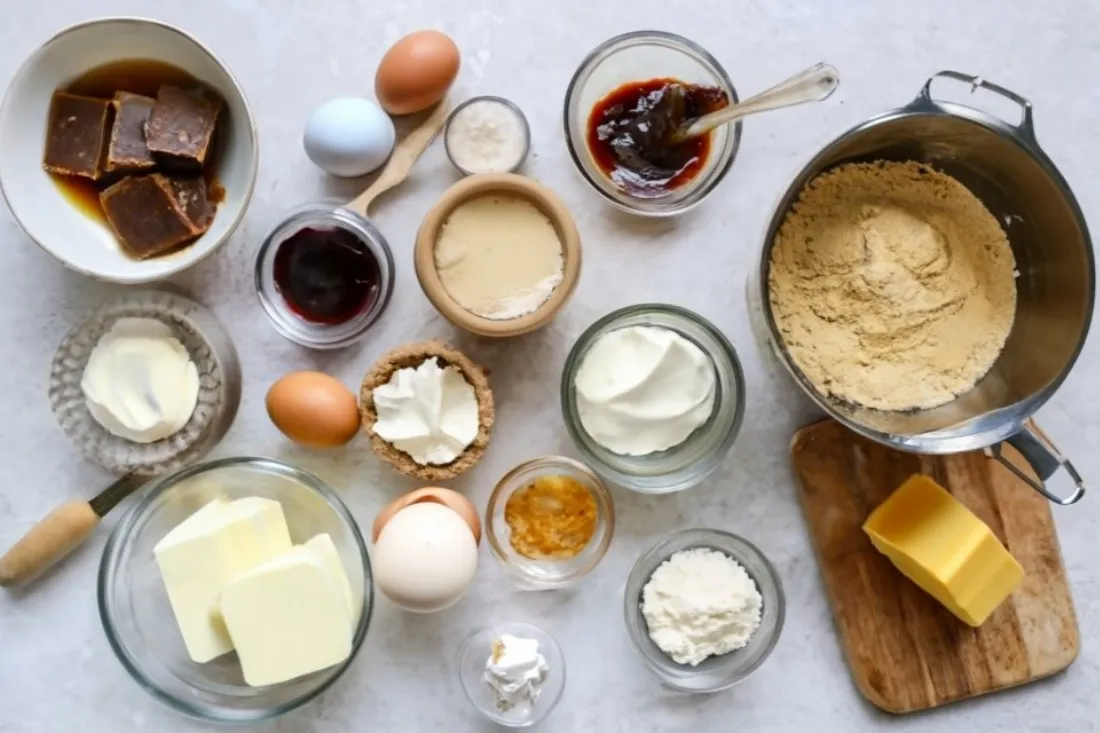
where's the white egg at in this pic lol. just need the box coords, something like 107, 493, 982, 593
373, 502, 478, 613
303, 97, 395, 177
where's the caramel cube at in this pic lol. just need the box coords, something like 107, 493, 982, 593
43, 92, 112, 180
105, 92, 157, 173
144, 85, 221, 167
167, 175, 212, 232
100, 174, 204, 259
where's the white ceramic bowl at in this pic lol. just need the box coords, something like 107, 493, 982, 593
0, 17, 258, 283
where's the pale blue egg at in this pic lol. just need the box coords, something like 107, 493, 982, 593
303, 97, 396, 177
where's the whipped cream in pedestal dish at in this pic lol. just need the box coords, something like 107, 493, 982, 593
81, 317, 200, 443
371, 357, 479, 465
483, 634, 549, 716
574, 325, 716, 455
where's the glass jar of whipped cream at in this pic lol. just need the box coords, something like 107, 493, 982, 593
560, 304, 745, 493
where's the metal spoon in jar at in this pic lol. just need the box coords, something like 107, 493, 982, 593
668, 62, 840, 144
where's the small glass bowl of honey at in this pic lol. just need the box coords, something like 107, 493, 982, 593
563, 31, 741, 217
485, 456, 615, 589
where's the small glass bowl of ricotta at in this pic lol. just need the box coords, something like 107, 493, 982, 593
98, 456, 372, 723
623, 528, 785, 693
561, 304, 745, 493
485, 456, 615, 589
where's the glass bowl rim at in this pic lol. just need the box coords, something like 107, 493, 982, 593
97, 455, 374, 723
559, 303, 747, 492
562, 29, 742, 217
622, 527, 786, 692
456, 621, 567, 727
253, 204, 396, 350
484, 455, 615, 586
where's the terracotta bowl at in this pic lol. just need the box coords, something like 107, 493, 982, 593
414, 173, 582, 337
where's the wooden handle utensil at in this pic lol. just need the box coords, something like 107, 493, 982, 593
0, 474, 145, 588
344, 100, 451, 217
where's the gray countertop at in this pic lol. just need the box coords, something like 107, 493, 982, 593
1, 1, 1097, 731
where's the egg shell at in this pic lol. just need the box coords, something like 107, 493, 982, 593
375, 30, 460, 115
373, 502, 478, 613
303, 97, 396, 177
266, 371, 360, 448
372, 487, 480, 544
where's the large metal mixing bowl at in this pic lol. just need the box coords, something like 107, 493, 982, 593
755, 71, 1094, 504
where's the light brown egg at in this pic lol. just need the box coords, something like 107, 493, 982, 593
265, 371, 360, 449
373, 487, 481, 544
375, 30, 460, 115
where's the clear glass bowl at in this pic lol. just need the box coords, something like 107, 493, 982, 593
485, 456, 615, 589
561, 304, 745, 493
623, 529, 785, 693
457, 621, 566, 728
444, 95, 531, 175
98, 456, 373, 723
563, 30, 741, 217
254, 203, 395, 349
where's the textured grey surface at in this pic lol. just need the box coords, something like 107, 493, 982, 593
1, 1, 1098, 732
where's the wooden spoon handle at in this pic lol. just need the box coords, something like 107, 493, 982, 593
0, 500, 100, 587
344, 100, 451, 217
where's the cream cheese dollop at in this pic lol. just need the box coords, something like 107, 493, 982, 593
371, 357, 479, 465
81, 318, 200, 444
483, 634, 549, 716
574, 325, 716, 455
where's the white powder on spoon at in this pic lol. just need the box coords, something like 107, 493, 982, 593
640, 547, 763, 666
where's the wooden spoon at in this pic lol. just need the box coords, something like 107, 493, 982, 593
670, 62, 840, 144
0, 474, 146, 588
344, 100, 451, 217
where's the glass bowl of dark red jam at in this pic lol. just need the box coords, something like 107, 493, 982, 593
255, 204, 394, 349
563, 31, 741, 217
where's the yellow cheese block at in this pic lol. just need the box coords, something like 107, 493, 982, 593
863, 474, 1024, 627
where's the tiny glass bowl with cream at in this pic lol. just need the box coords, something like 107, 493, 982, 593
561, 304, 745, 493
98, 456, 371, 723
415, 173, 581, 338
485, 456, 615, 589
457, 622, 566, 728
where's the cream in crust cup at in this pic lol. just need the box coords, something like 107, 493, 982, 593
414, 173, 582, 338
359, 340, 494, 482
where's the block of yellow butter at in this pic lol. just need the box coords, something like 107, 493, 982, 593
219, 532, 355, 687
153, 497, 293, 663
863, 474, 1024, 627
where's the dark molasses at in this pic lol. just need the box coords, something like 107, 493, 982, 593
586, 78, 730, 198
273, 227, 381, 325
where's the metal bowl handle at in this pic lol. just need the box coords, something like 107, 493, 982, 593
985, 420, 1085, 505
916, 70, 1037, 142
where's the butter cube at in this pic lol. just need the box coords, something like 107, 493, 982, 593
154, 497, 293, 662
303, 533, 356, 616
863, 474, 1024, 627
219, 535, 354, 687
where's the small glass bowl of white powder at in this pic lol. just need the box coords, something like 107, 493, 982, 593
444, 96, 530, 175
623, 528, 785, 693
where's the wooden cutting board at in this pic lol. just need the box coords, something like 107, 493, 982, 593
791, 419, 1079, 714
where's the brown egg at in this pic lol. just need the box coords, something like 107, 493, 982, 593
266, 371, 360, 449
375, 30, 460, 115
373, 487, 481, 544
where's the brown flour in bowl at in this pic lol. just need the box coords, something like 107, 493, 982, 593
768, 161, 1017, 411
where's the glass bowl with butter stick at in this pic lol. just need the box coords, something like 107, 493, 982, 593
98, 456, 371, 723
